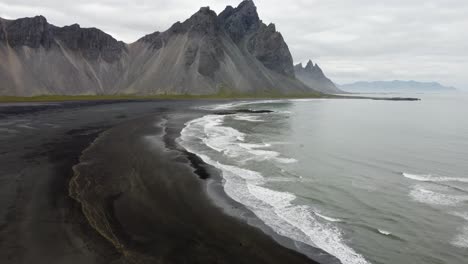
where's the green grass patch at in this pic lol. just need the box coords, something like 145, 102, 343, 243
0, 92, 329, 103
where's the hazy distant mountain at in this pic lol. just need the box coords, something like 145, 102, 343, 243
340, 80, 457, 93
0, 1, 331, 96
294, 60, 345, 94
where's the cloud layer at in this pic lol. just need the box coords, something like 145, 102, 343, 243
1, 0, 467, 88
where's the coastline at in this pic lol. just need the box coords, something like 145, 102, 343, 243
0, 93, 420, 104
0, 97, 426, 263
69, 109, 338, 263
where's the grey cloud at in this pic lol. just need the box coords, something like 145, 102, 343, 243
0, 0, 467, 89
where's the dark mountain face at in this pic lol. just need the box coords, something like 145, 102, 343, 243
219, 0, 261, 43
0, 15, 126, 62
51, 24, 127, 62
137, 7, 226, 79
0, 16, 54, 48
295, 60, 327, 80
218, 1, 295, 77
137, 1, 295, 80
294, 60, 345, 94
0, 0, 329, 96
247, 23, 295, 77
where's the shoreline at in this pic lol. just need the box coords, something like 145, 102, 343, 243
0, 93, 420, 104
69, 109, 338, 263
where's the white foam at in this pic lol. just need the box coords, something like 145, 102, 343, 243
212, 161, 264, 182
314, 211, 343, 223
244, 179, 368, 264
403, 173, 468, 183
409, 186, 468, 206
179, 115, 370, 264
233, 114, 264, 122
186, 115, 295, 164
248, 184, 296, 208
201, 100, 286, 110
452, 226, 468, 248
450, 212, 468, 248
378, 229, 391, 236
238, 143, 271, 149
266, 177, 297, 183
451, 212, 468, 221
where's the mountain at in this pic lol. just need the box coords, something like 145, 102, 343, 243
0, 1, 328, 96
294, 60, 344, 94
340, 80, 457, 93
0, 16, 129, 96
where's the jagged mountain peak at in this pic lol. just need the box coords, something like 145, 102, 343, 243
266, 23, 276, 32
141, 1, 261, 46
237, 0, 258, 15
19, 15, 47, 23
190, 6, 217, 20
296, 60, 324, 73
0, 15, 54, 48
0, 2, 330, 96
0, 15, 126, 62
8, 15, 49, 28
139, 5, 220, 46
182, 6, 220, 35
219, 0, 260, 43
239, 0, 256, 7
295, 59, 344, 94
52, 24, 127, 62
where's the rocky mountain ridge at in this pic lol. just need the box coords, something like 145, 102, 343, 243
0, 0, 336, 96
294, 60, 344, 94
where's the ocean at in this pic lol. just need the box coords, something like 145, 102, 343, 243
179, 94, 468, 264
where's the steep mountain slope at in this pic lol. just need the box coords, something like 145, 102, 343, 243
294, 60, 344, 94
0, 16, 129, 96
0, 1, 324, 96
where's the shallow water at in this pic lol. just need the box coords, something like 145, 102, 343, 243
179, 93, 468, 264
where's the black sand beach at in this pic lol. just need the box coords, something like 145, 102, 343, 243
0, 100, 325, 264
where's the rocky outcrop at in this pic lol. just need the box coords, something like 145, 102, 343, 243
219, 1, 294, 77
0, 16, 126, 61
247, 23, 295, 77
219, 1, 260, 43
51, 24, 127, 62
0, 16, 54, 48
0, 15, 129, 96
294, 60, 344, 94
0, 1, 327, 96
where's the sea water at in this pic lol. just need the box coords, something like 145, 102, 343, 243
179, 93, 468, 264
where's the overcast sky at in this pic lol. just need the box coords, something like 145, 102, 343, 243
1, 0, 467, 88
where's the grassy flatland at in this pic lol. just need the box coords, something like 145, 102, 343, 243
0, 92, 327, 103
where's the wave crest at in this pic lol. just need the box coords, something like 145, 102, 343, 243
403, 173, 468, 183
409, 186, 468, 206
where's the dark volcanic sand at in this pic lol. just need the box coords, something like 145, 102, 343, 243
0, 101, 324, 264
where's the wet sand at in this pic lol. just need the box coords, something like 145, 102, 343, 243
0, 100, 327, 264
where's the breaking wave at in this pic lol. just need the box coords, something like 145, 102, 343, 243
378, 229, 391, 236
409, 185, 468, 206
179, 113, 369, 264
403, 173, 468, 183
